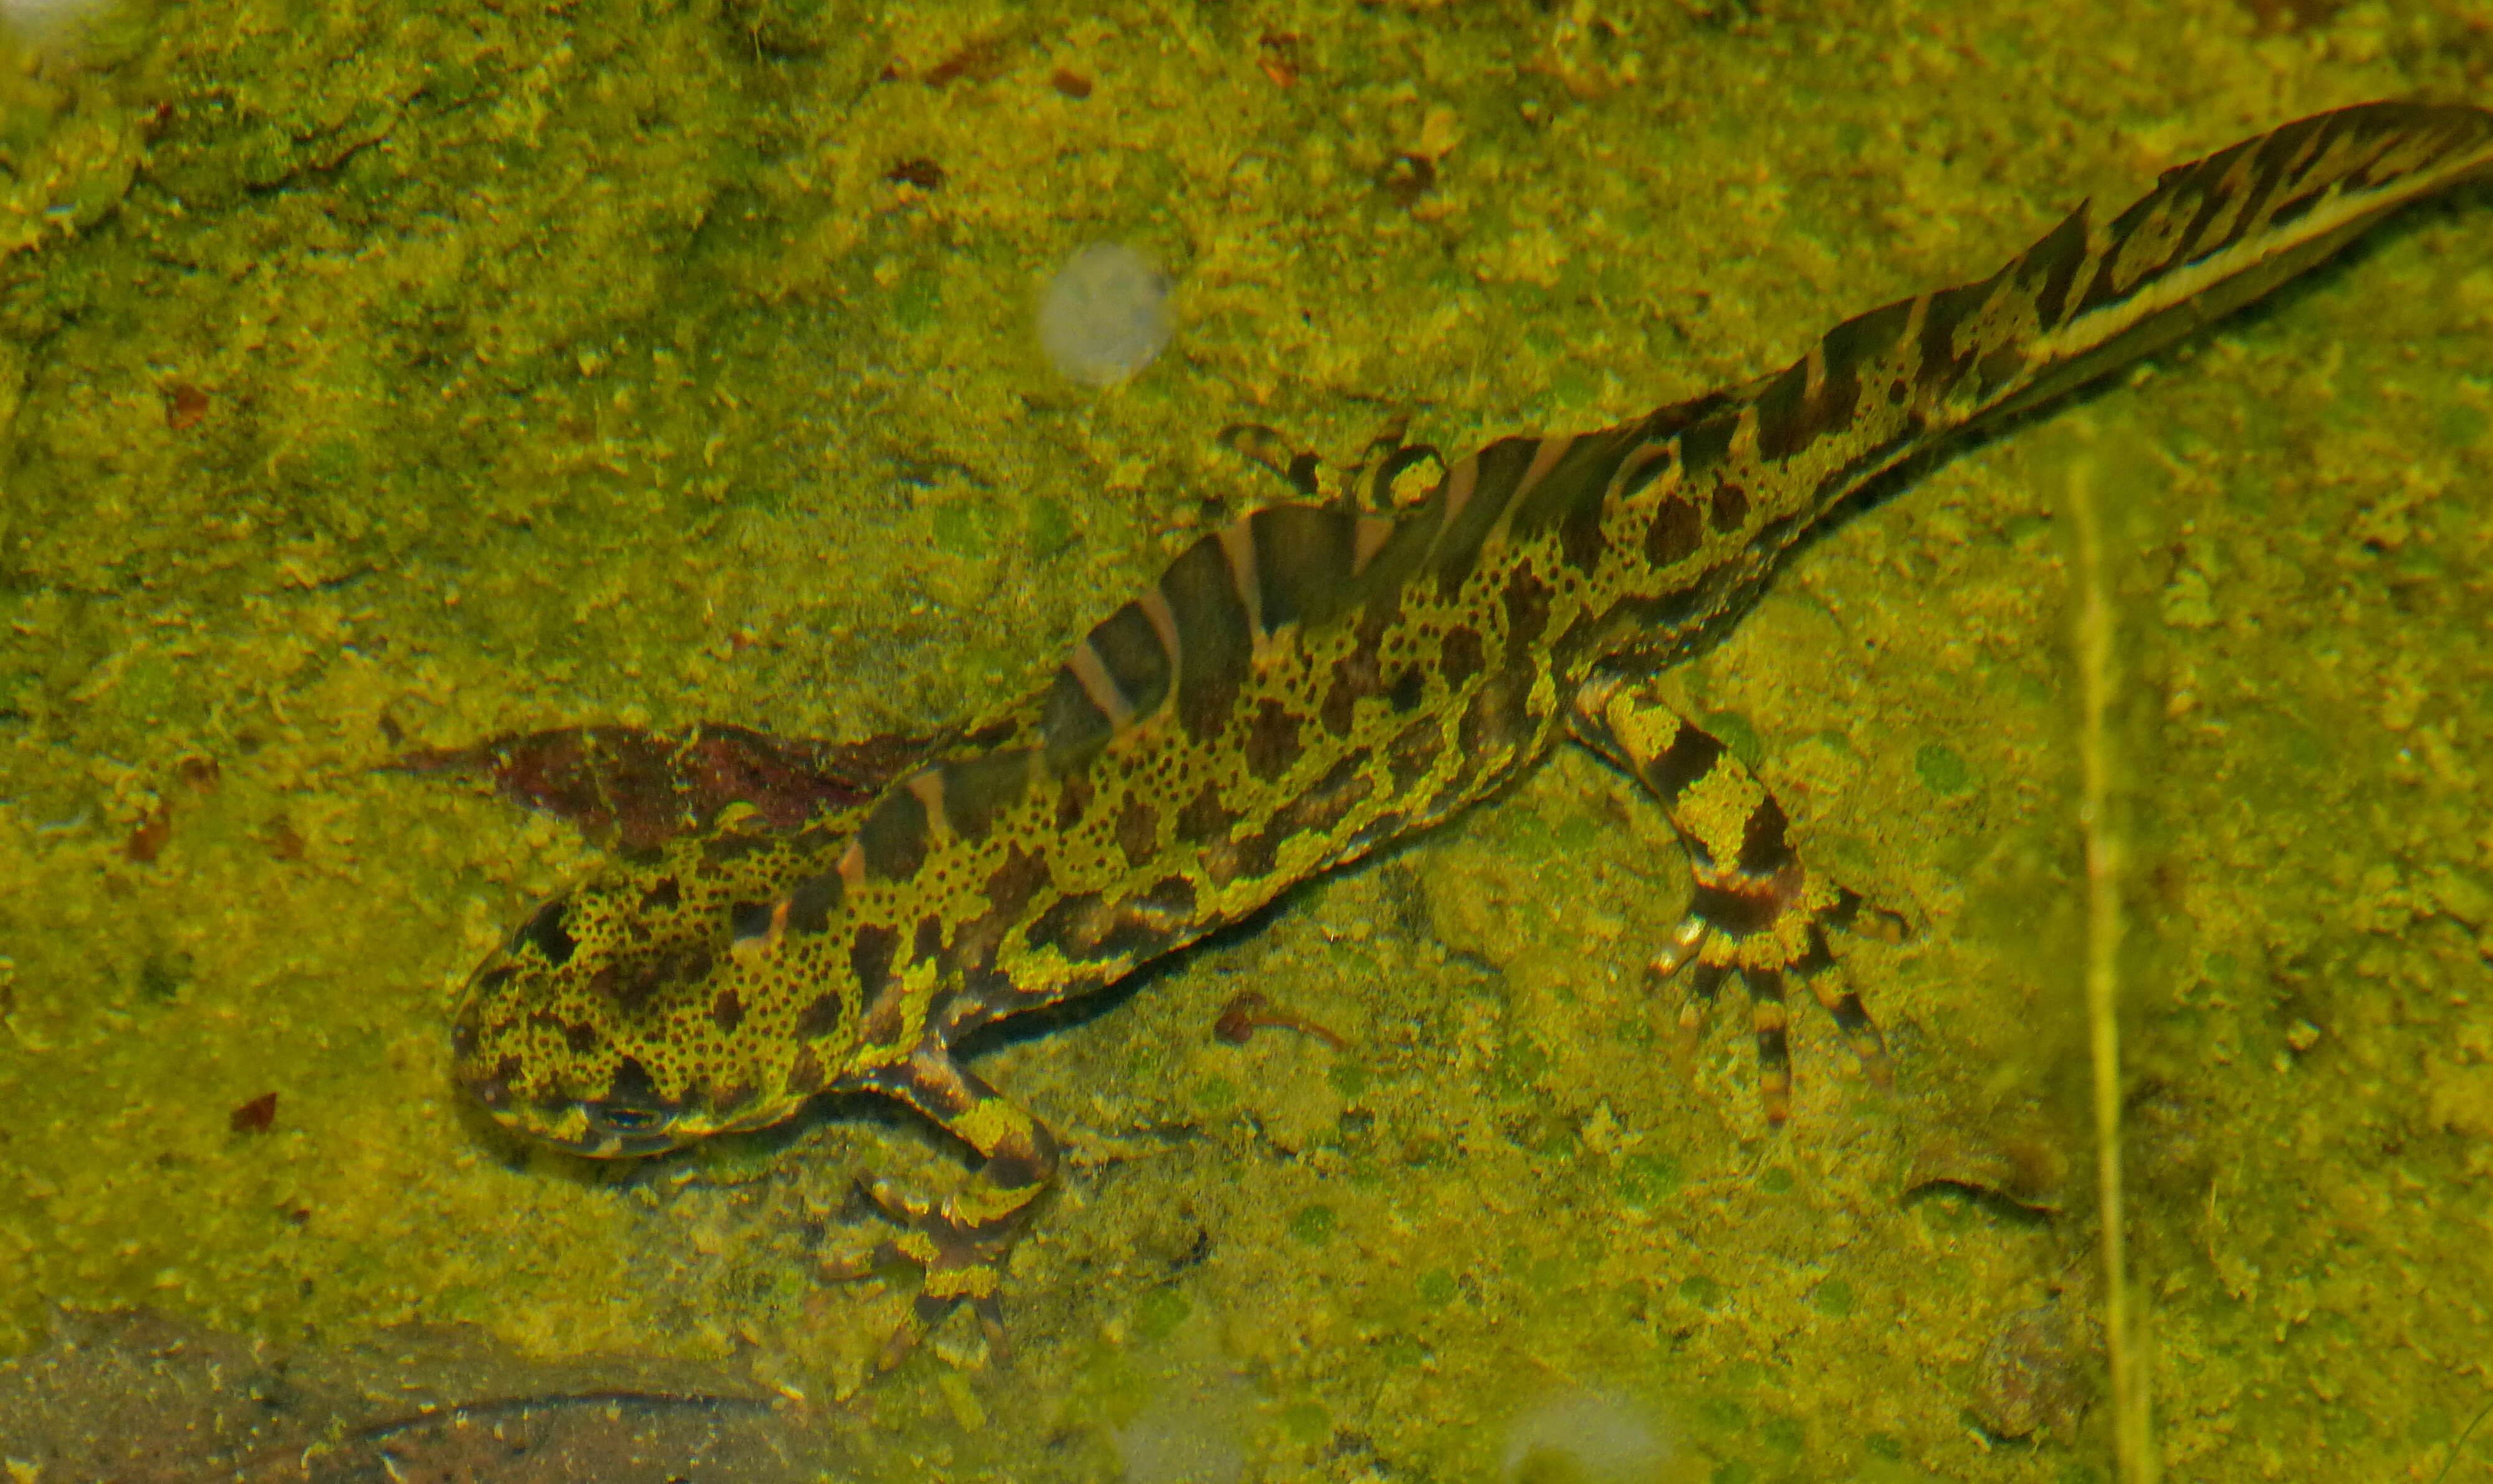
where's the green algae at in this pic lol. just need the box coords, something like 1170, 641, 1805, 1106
1, 0, 2491, 1480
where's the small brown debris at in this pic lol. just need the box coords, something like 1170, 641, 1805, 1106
165, 382, 209, 431
1214, 990, 1347, 1051
229, 1092, 279, 1134
377, 709, 406, 747
176, 755, 221, 792
923, 34, 1009, 86
1256, 32, 1301, 89
1381, 155, 1437, 209
123, 804, 173, 863
886, 157, 945, 190
264, 815, 307, 861
1049, 67, 1092, 99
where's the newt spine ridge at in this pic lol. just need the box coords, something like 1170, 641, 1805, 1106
447, 102, 2493, 1357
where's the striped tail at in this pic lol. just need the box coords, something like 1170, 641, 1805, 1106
1973, 100, 2493, 428
1762, 100, 2493, 516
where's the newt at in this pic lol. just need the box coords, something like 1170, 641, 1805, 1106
449, 102, 2493, 1360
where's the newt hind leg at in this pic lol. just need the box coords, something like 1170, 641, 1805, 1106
1569, 668, 1906, 1123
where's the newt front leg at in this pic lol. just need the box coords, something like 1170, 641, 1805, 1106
1568, 668, 1905, 1122
828, 1043, 1060, 1366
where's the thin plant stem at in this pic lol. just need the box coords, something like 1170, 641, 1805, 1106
2431, 1392, 2493, 1484
2069, 446, 2155, 1483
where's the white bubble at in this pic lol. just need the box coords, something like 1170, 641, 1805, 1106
1501, 1388, 1674, 1484
1, 0, 110, 36
1038, 241, 1173, 388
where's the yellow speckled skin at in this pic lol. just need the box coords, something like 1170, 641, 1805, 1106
447, 103, 2493, 1354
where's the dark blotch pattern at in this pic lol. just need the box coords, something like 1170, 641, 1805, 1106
1162, 536, 1255, 741
1440, 626, 1485, 688
786, 872, 841, 934
1916, 275, 1997, 396
850, 922, 899, 998
1025, 891, 1103, 957
1116, 797, 1160, 868
1501, 568, 1552, 653
2019, 211, 2091, 327
1752, 359, 1813, 461
1556, 480, 1609, 571
983, 846, 1051, 924
1089, 602, 1174, 718
1646, 724, 1725, 799
859, 787, 930, 881
1251, 504, 1358, 633
1040, 668, 1114, 772
1055, 771, 1094, 833
1178, 781, 1238, 842
1708, 482, 1749, 534
1431, 439, 1539, 592
940, 750, 1030, 843
1644, 497, 1703, 568
1678, 414, 1735, 478
1736, 797, 1796, 876
1243, 698, 1305, 781
515, 900, 577, 968
794, 993, 844, 1040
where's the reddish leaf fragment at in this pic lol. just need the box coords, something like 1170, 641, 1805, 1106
230, 1092, 278, 1134
1214, 990, 1347, 1051
165, 382, 209, 431
886, 157, 945, 189
1050, 67, 1092, 99
390, 722, 945, 851
124, 805, 173, 863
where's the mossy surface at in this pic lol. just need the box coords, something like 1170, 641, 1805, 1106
4, 1, 2491, 1479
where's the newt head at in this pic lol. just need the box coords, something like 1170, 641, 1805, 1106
449, 833, 855, 1159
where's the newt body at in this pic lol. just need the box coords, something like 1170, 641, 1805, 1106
451, 103, 2493, 1352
